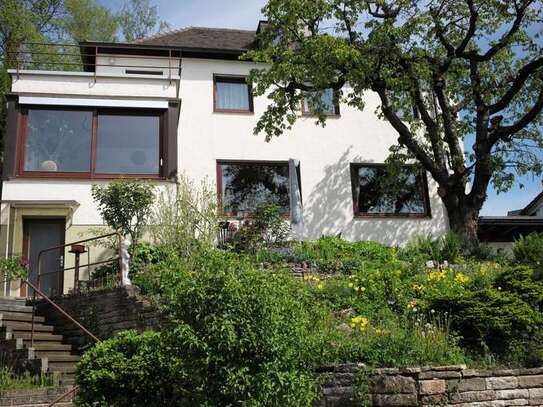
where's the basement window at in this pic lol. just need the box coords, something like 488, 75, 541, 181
350, 164, 431, 218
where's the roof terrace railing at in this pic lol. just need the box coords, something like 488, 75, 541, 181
2, 42, 181, 83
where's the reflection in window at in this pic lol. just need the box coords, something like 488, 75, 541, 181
24, 109, 92, 172
219, 162, 290, 215
214, 76, 252, 112
351, 165, 429, 216
96, 114, 160, 174
303, 88, 337, 115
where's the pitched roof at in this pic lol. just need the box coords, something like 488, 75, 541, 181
133, 27, 258, 51
520, 190, 543, 216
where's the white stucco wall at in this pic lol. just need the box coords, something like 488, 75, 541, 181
177, 58, 449, 246
3, 56, 450, 248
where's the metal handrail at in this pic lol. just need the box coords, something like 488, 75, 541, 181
36, 232, 123, 295
2, 42, 182, 80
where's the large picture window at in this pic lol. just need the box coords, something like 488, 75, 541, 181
350, 164, 431, 217
19, 107, 163, 178
217, 161, 296, 216
213, 75, 253, 113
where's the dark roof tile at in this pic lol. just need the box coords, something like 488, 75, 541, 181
134, 27, 257, 51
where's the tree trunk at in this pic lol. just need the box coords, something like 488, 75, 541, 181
441, 192, 480, 247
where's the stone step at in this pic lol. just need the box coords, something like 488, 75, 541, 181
36, 353, 80, 362
29, 342, 72, 351
48, 364, 77, 374
0, 312, 45, 323
2, 321, 55, 332
13, 331, 64, 341
0, 303, 34, 313
0, 296, 27, 305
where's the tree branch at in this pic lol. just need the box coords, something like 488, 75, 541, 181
489, 57, 543, 114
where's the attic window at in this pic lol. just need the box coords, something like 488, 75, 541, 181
125, 69, 163, 76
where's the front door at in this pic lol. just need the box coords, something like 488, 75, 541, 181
22, 218, 65, 297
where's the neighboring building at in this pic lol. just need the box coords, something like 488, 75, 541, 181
478, 187, 543, 251
1, 23, 449, 297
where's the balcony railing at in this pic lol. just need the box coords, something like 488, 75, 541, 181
2, 42, 181, 82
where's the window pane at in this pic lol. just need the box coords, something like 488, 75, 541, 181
221, 163, 290, 215
216, 80, 250, 111
24, 109, 92, 172
96, 114, 160, 174
354, 166, 427, 215
303, 88, 336, 114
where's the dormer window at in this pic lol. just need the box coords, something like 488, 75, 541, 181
302, 88, 340, 116
213, 75, 254, 113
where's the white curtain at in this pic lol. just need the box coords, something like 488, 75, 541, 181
216, 82, 249, 110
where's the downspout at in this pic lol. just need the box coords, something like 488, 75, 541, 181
3, 203, 10, 296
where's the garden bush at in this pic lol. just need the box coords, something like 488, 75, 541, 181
513, 233, 543, 273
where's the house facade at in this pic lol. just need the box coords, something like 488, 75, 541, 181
1, 23, 449, 297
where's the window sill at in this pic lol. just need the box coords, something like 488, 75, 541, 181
15, 173, 170, 181
213, 109, 254, 115
353, 213, 432, 220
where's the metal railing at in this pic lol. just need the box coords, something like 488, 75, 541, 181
2, 42, 181, 82
36, 232, 124, 297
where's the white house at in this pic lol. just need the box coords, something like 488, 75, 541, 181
1, 23, 449, 297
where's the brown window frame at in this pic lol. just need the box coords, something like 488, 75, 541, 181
350, 163, 432, 219
16, 105, 166, 180
301, 88, 341, 117
213, 75, 254, 114
216, 160, 301, 218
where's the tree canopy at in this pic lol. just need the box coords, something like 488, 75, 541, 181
247, 0, 543, 243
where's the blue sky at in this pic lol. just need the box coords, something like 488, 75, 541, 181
99, 0, 541, 216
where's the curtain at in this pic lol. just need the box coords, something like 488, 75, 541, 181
216, 82, 249, 110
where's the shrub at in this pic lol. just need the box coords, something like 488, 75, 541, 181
228, 201, 291, 253
76, 330, 187, 407
150, 174, 219, 258
402, 232, 464, 264
92, 180, 155, 244
513, 233, 543, 272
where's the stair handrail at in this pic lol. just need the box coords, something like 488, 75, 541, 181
24, 279, 102, 407
25, 279, 101, 345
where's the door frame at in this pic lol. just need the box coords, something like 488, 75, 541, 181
22, 217, 66, 297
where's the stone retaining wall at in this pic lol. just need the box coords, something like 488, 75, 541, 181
0, 386, 74, 406
316, 364, 543, 406
35, 286, 161, 351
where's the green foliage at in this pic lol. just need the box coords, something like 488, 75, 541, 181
402, 233, 465, 264
0, 256, 29, 281
513, 233, 543, 271
0, 356, 54, 394
229, 201, 291, 253
150, 174, 219, 259
76, 330, 185, 407
117, 0, 170, 42
91, 179, 154, 244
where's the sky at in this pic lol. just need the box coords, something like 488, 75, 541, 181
97, 0, 541, 216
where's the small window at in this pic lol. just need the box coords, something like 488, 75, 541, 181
302, 88, 339, 116
213, 75, 253, 113
350, 164, 430, 217
217, 161, 294, 216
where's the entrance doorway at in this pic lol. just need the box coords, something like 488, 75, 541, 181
22, 218, 65, 297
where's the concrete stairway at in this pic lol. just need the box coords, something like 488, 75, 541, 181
0, 297, 80, 385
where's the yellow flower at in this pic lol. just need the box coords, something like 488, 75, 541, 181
348, 282, 354, 288
350, 316, 369, 332
454, 273, 470, 284
428, 271, 446, 282
413, 284, 425, 292
316, 283, 325, 290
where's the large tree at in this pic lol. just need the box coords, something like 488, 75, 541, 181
117, 0, 170, 42
246, 0, 543, 243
